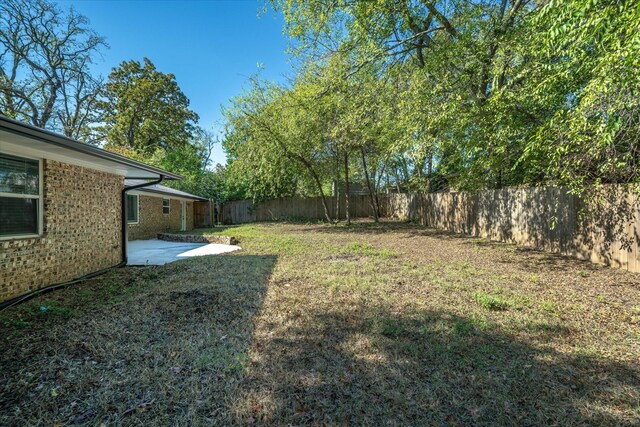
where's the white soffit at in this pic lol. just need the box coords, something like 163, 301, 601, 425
0, 130, 161, 179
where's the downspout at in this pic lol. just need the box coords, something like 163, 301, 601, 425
0, 175, 167, 311
0, 264, 124, 311
121, 175, 165, 264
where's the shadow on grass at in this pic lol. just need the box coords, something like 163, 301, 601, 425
311, 219, 612, 274
305, 220, 487, 242
506, 247, 605, 273
233, 306, 640, 426
0, 254, 277, 426
294, 220, 434, 236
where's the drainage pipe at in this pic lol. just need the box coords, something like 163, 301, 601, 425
0, 263, 122, 311
0, 176, 167, 311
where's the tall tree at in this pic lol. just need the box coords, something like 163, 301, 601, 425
99, 58, 199, 154
274, 0, 536, 191
521, 0, 640, 195
0, 0, 105, 140
223, 76, 336, 222
219, 0, 640, 207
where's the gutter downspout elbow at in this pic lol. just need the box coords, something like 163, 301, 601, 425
121, 175, 165, 265
0, 174, 167, 311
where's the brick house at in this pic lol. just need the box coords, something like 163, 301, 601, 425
125, 179, 210, 240
0, 115, 206, 303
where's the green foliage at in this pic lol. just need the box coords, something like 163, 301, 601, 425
248, 0, 540, 194
98, 58, 231, 200
229, 0, 640, 201
100, 57, 199, 154
341, 242, 397, 258
171, 163, 245, 203
522, 0, 640, 195
474, 292, 512, 311
7, 0, 638, 204
222, 74, 338, 212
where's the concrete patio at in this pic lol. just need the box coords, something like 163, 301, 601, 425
127, 239, 241, 265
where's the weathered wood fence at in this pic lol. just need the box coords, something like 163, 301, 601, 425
221, 186, 640, 272
193, 200, 213, 228
387, 187, 640, 272
221, 195, 381, 224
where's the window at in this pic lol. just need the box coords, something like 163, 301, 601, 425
0, 153, 42, 238
162, 198, 170, 214
126, 194, 139, 224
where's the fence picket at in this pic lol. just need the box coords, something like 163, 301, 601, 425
220, 187, 639, 272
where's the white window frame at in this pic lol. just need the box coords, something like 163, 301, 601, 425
127, 193, 139, 224
0, 152, 43, 240
180, 200, 187, 231
162, 198, 171, 214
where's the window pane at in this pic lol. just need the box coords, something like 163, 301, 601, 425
163, 199, 170, 214
0, 197, 38, 236
127, 195, 138, 222
0, 153, 39, 195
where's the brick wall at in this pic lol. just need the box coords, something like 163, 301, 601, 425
127, 195, 194, 240
0, 160, 123, 301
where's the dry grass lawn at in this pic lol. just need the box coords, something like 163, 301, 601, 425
1, 221, 639, 426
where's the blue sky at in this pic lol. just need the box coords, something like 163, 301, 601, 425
56, 0, 293, 165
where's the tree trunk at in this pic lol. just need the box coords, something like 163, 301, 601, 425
307, 163, 333, 223
317, 184, 334, 223
335, 184, 340, 222
394, 167, 402, 193
251, 115, 333, 223
287, 151, 333, 223
344, 152, 351, 226
360, 147, 379, 222
374, 164, 384, 218
400, 157, 410, 185
335, 151, 341, 222
427, 150, 433, 192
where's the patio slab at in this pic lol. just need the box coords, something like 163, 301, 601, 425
127, 239, 241, 265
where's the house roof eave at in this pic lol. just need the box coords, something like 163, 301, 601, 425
0, 115, 182, 180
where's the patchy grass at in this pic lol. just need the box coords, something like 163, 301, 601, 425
1, 254, 276, 426
340, 241, 398, 257
1, 221, 639, 426
474, 292, 512, 311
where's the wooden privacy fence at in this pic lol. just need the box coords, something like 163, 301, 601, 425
221, 194, 382, 224
193, 200, 213, 228
387, 187, 640, 272
221, 186, 640, 272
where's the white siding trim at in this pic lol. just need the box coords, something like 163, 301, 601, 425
0, 151, 43, 240
0, 139, 129, 177
126, 194, 139, 225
